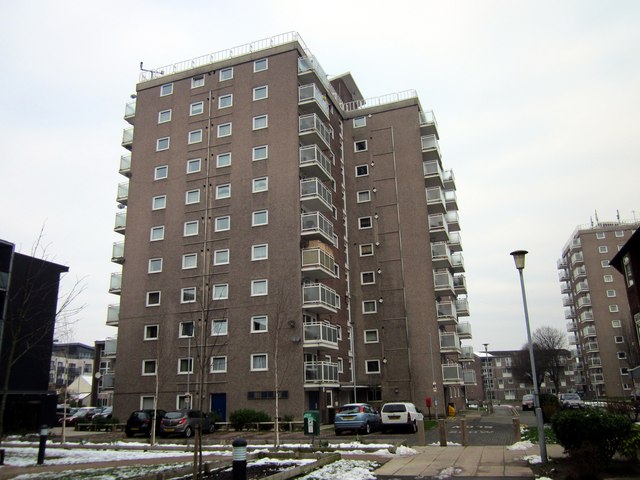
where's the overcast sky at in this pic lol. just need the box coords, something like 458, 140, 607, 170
1, 0, 638, 351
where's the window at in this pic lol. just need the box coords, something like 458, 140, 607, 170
215, 216, 230, 231
252, 210, 268, 226
185, 189, 200, 204
180, 322, 195, 338
253, 145, 268, 161
615, 335, 624, 343
252, 177, 268, 193
181, 287, 196, 303
251, 315, 268, 332
148, 258, 163, 273
217, 123, 232, 137
618, 352, 627, 359
152, 195, 166, 210
212, 318, 228, 336
359, 244, 374, 256
216, 184, 231, 199
359, 217, 372, 229
363, 300, 377, 314
364, 330, 379, 343
182, 253, 197, 269
615, 230, 624, 237
355, 164, 369, 177
191, 75, 205, 88
253, 85, 268, 100
142, 360, 157, 375
254, 58, 268, 72
160, 83, 173, 96
357, 190, 371, 203
599, 245, 608, 254
337, 358, 344, 373
146, 291, 161, 306
623, 255, 634, 287
604, 275, 614, 283
609, 305, 619, 313
190, 101, 204, 116
156, 137, 170, 151
218, 94, 233, 109
144, 325, 159, 340
187, 158, 201, 174
211, 356, 227, 373
188, 129, 203, 144
612, 319, 622, 328
178, 358, 193, 374
621, 367, 629, 375
150, 226, 165, 241
251, 279, 268, 296
353, 116, 366, 128
365, 360, 381, 374
253, 114, 268, 130
596, 232, 605, 239
213, 249, 229, 265
213, 284, 228, 300
252, 244, 268, 261
154, 165, 168, 180
361, 271, 375, 285
607, 289, 617, 297
251, 353, 268, 371
184, 221, 199, 236
217, 152, 231, 167
158, 109, 172, 123
220, 67, 233, 81
354, 140, 368, 152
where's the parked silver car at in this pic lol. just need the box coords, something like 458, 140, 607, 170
160, 409, 214, 438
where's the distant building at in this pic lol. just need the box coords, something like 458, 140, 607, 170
91, 338, 117, 407
558, 220, 640, 398
50, 342, 95, 391
0, 239, 69, 432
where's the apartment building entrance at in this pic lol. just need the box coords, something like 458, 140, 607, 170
211, 393, 227, 422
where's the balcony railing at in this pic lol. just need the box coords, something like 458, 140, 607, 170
456, 321, 472, 339
442, 364, 463, 384
560, 282, 571, 294
463, 369, 477, 385
448, 231, 462, 252
434, 271, 454, 294
557, 258, 568, 269
301, 247, 336, 278
577, 295, 592, 309
582, 326, 597, 338
562, 296, 573, 307
570, 239, 582, 251
298, 84, 330, 119
451, 252, 464, 272
124, 101, 136, 123
301, 212, 335, 245
439, 332, 461, 352
587, 357, 602, 368
421, 134, 441, 159
423, 160, 444, 188
300, 178, 333, 212
299, 114, 331, 148
303, 322, 339, 349
453, 274, 467, 294
575, 281, 589, 294
114, 212, 126, 234
122, 127, 133, 150
104, 338, 118, 356
571, 252, 584, 264
106, 304, 119, 326
419, 110, 439, 137
431, 242, 451, 268
100, 373, 115, 389
558, 270, 569, 282
566, 321, 576, 332
564, 308, 575, 319
428, 213, 449, 242
304, 361, 339, 385
455, 296, 470, 316
111, 242, 124, 264
299, 145, 332, 181
460, 345, 474, 361
119, 154, 131, 177
436, 300, 457, 323
302, 283, 340, 312
117, 182, 129, 206
444, 190, 458, 210
445, 211, 460, 231
590, 373, 604, 384
426, 187, 446, 213
109, 273, 122, 295
572, 266, 586, 280
443, 169, 455, 189
584, 341, 599, 353
579, 310, 594, 323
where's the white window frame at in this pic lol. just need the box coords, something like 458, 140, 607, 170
213, 284, 229, 300
604, 274, 614, 283
142, 359, 157, 376
615, 335, 624, 343
596, 232, 606, 239
359, 216, 373, 229
364, 329, 379, 343
144, 324, 159, 341
150, 226, 165, 241
254, 58, 268, 72
191, 75, 205, 89
599, 245, 609, 254
181, 287, 196, 304
365, 360, 381, 374
218, 94, 233, 109
215, 216, 230, 232
357, 190, 371, 203
158, 109, 172, 123
219, 67, 233, 81
188, 129, 203, 144
213, 249, 230, 265
252, 244, 268, 261
612, 319, 622, 328
618, 351, 627, 359
183, 221, 199, 237
156, 137, 170, 151
216, 184, 231, 199
212, 318, 228, 336
353, 116, 366, 128
152, 195, 167, 210
251, 353, 268, 371
359, 244, 374, 256
361, 271, 375, 285
252, 145, 268, 161
601, 260, 610, 268
160, 83, 173, 96
185, 189, 200, 205
252, 177, 268, 193
607, 289, 617, 297
179, 321, 195, 338
187, 158, 201, 174
615, 230, 624, 237
252, 210, 268, 226
211, 356, 227, 373
146, 291, 161, 306
355, 164, 369, 177
363, 300, 377, 314
251, 315, 268, 333
354, 140, 368, 152
251, 279, 268, 296
253, 85, 268, 101
253, 114, 268, 130
217, 122, 232, 137
148, 258, 163, 274
609, 304, 619, 313
178, 357, 194, 375
190, 101, 204, 116
182, 253, 197, 269
217, 152, 231, 167
154, 165, 168, 180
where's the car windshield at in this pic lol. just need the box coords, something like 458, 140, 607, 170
523, 395, 533, 400
564, 394, 580, 400
382, 404, 407, 413
339, 405, 362, 414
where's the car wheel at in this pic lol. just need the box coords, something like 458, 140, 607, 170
125, 430, 133, 438
363, 423, 371, 434
184, 426, 193, 438
410, 420, 417, 433
334, 429, 341, 436
208, 424, 215, 434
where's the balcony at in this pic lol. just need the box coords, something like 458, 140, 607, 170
100, 373, 115, 389
455, 296, 470, 316
434, 271, 455, 296
566, 321, 576, 332
439, 332, 461, 353
442, 364, 463, 384
109, 272, 122, 295
577, 295, 592, 310
298, 84, 330, 119
121, 127, 133, 150
301, 212, 334, 245
463, 369, 477, 385
451, 252, 465, 273
436, 300, 457, 324
582, 326, 597, 338
114, 212, 126, 234
419, 110, 439, 138
304, 361, 339, 387
106, 304, 119, 326
460, 345, 475, 362
300, 178, 333, 213
444, 190, 458, 211
575, 281, 589, 294
124, 101, 136, 124
456, 321, 472, 339
560, 282, 571, 294
584, 341, 599, 353
426, 187, 446, 214
564, 308, 575, 319
302, 283, 340, 313
299, 145, 332, 182
443, 169, 456, 190
303, 322, 339, 350
557, 258, 568, 269
423, 160, 444, 188
421, 134, 441, 160
448, 231, 462, 252
571, 252, 584, 265
299, 114, 331, 149
445, 211, 460, 231
562, 296, 573, 307
590, 373, 604, 385
301, 247, 336, 278
111, 242, 125, 264
428, 214, 449, 242
116, 182, 129, 206
572, 266, 587, 280
431, 242, 452, 269
119, 154, 131, 177
104, 337, 117, 357
570, 239, 582, 251
587, 357, 602, 368
453, 274, 467, 294
558, 270, 569, 282
579, 310, 594, 323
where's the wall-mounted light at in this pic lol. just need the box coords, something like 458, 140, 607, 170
377, 268, 382, 274
378, 298, 384, 303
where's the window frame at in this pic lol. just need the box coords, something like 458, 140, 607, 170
364, 329, 379, 343
355, 164, 369, 177
252, 114, 268, 130
144, 324, 159, 340
216, 184, 231, 199
187, 158, 201, 174
215, 216, 230, 232
148, 258, 163, 274
142, 359, 158, 376
217, 122, 232, 138
158, 109, 172, 124
353, 116, 366, 128
154, 165, 168, 180
357, 190, 371, 203
178, 357, 194, 375
191, 75, 205, 88
254, 58, 268, 72
150, 226, 165, 241
361, 271, 375, 285
213, 249, 230, 266
179, 321, 195, 338
182, 253, 198, 269
251, 315, 268, 333
160, 83, 173, 96
250, 353, 268, 372
599, 245, 609, 254
359, 244, 374, 256
252, 210, 268, 226
190, 101, 204, 116
251, 279, 268, 297
252, 145, 268, 161
217, 152, 231, 167
185, 189, 201, 205
152, 195, 167, 210
181, 287, 197, 304
219, 67, 233, 81
212, 318, 228, 336
252, 244, 268, 261
365, 359, 381, 374
188, 129, 203, 144
253, 85, 268, 101
363, 300, 377, 314
146, 291, 161, 306
183, 221, 199, 237
218, 94, 233, 109
213, 284, 229, 300
358, 216, 373, 229
354, 140, 368, 152
211, 356, 227, 373
252, 177, 268, 193
156, 137, 170, 151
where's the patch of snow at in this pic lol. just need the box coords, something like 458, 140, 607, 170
524, 454, 542, 464
394, 445, 418, 455
507, 440, 535, 450
435, 466, 463, 479
298, 459, 378, 480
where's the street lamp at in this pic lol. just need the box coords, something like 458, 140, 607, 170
483, 343, 492, 414
510, 250, 547, 463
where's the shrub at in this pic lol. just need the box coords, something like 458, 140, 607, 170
552, 409, 632, 465
619, 423, 640, 460
279, 414, 295, 431
539, 393, 560, 422
229, 409, 272, 431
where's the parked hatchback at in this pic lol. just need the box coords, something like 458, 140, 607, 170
125, 409, 166, 438
160, 410, 214, 438
380, 402, 424, 433
334, 403, 381, 435
521, 394, 534, 411
559, 393, 585, 409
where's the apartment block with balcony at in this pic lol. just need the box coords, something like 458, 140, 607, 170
558, 219, 640, 398
110, 33, 471, 423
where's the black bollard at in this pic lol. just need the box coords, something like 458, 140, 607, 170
232, 437, 247, 480
37, 425, 48, 465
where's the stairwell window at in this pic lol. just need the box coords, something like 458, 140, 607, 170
359, 217, 372, 229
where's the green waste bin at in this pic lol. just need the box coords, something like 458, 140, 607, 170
303, 410, 320, 436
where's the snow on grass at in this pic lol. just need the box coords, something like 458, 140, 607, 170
297, 459, 379, 479
507, 440, 536, 451
13, 463, 189, 480
524, 454, 543, 464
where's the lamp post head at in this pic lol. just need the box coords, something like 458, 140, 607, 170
510, 250, 528, 270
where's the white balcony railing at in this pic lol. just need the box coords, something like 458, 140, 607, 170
301, 248, 335, 277
300, 178, 333, 211
442, 364, 463, 384
298, 84, 330, 118
299, 145, 332, 181
304, 361, 339, 385
301, 212, 335, 244
303, 322, 339, 349
299, 114, 331, 148
302, 283, 340, 312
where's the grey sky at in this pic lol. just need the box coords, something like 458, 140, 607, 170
1, 0, 638, 350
